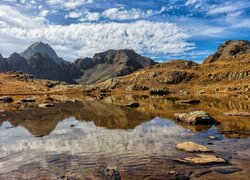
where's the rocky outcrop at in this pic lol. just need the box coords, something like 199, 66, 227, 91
207, 70, 250, 82
204, 40, 250, 63
174, 111, 216, 125
159, 71, 195, 84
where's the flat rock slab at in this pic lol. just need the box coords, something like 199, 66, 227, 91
174, 111, 215, 125
223, 110, 250, 116
38, 103, 54, 108
175, 154, 226, 165
175, 99, 201, 105
176, 141, 212, 153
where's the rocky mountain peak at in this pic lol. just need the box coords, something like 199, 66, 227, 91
204, 40, 250, 63
10, 52, 24, 59
0, 53, 3, 59
20, 42, 62, 63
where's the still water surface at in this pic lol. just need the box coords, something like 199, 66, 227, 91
0, 97, 249, 179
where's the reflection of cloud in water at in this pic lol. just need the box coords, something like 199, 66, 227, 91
0, 117, 194, 158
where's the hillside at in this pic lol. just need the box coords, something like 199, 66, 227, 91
88, 40, 250, 95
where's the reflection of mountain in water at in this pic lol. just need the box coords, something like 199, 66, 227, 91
0, 117, 195, 158
5, 101, 154, 136
103, 95, 250, 138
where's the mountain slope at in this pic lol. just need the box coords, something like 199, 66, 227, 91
20, 42, 63, 63
88, 41, 250, 95
27, 52, 77, 83
204, 40, 250, 63
74, 49, 157, 84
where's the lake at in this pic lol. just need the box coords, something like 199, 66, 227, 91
0, 95, 250, 179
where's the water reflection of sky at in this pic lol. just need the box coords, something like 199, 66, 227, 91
0, 117, 199, 158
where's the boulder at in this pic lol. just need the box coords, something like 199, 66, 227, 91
38, 103, 54, 108
126, 102, 139, 108
21, 97, 36, 103
0, 96, 14, 103
176, 142, 212, 153
175, 154, 226, 165
223, 110, 250, 116
175, 99, 201, 105
174, 111, 215, 125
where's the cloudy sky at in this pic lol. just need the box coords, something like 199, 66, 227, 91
0, 0, 250, 62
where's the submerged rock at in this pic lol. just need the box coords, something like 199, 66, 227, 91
175, 99, 201, 105
175, 154, 226, 165
174, 111, 215, 125
223, 110, 250, 116
38, 103, 54, 108
209, 136, 217, 140
0, 96, 14, 103
176, 141, 212, 153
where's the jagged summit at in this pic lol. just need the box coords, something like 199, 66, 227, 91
204, 40, 250, 63
74, 49, 157, 84
20, 42, 63, 63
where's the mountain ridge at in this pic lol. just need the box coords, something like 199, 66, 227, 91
0, 43, 156, 84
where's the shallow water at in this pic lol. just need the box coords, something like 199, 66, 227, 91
0, 97, 250, 179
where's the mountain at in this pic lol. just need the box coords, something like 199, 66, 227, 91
204, 40, 250, 63
27, 52, 77, 83
7, 53, 29, 72
0, 53, 10, 72
74, 49, 157, 84
0, 43, 156, 84
20, 42, 63, 63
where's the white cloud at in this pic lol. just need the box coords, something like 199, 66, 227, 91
0, 5, 193, 60
208, 2, 246, 15
186, 0, 198, 5
0, 5, 45, 28
46, 0, 94, 9
102, 7, 162, 20
65, 11, 82, 19
39, 10, 49, 17
79, 12, 100, 21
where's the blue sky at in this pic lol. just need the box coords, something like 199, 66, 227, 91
0, 0, 250, 62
